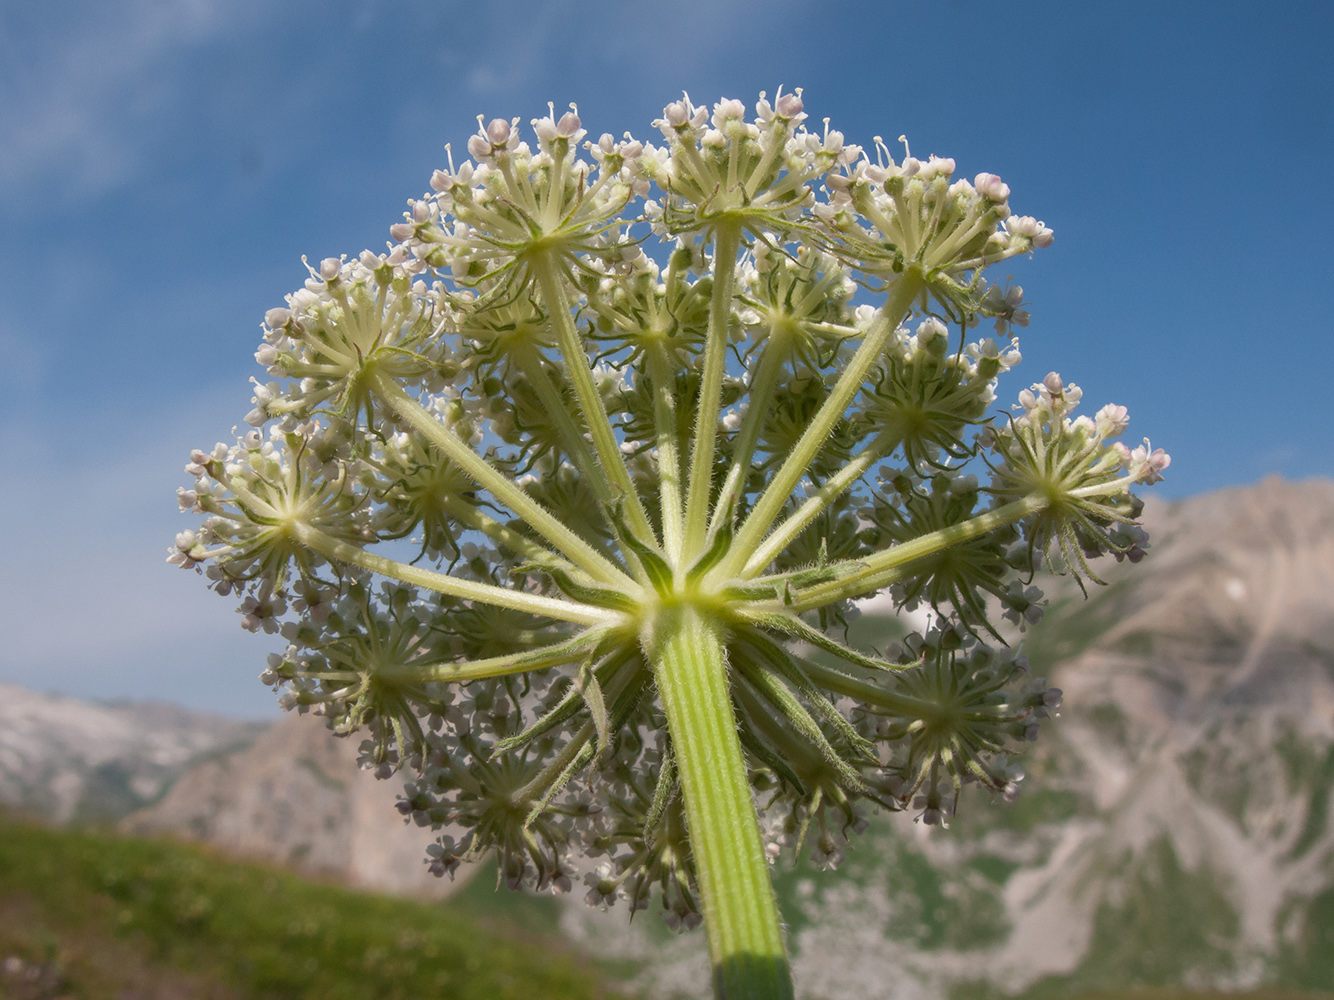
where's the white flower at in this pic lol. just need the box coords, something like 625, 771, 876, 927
174, 92, 1167, 955
974, 172, 1011, 202
1095, 403, 1130, 438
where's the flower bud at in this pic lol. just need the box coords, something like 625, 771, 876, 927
1005, 215, 1055, 247
1095, 403, 1130, 438
712, 98, 746, 127
556, 111, 581, 137
974, 172, 1011, 202
663, 101, 689, 127
776, 92, 804, 118
923, 155, 956, 179
486, 118, 512, 146
532, 116, 558, 145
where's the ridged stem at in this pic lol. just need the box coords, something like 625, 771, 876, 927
368, 369, 633, 588
647, 343, 686, 557
684, 221, 742, 559
529, 253, 655, 544
737, 427, 903, 579
708, 325, 788, 535
785, 495, 1046, 612
294, 523, 613, 626
510, 340, 610, 502
720, 271, 922, 578
646, 604, 793, 1000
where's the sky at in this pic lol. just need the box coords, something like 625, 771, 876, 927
1, 0, 1331, 718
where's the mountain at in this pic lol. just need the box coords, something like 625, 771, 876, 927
0, 685, 265, 824
121, 713, 459, 899
559, 477, 1334, 998
9, 476, 1332, 997
0, 682, 453, 899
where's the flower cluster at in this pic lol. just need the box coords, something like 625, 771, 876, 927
173, 92, 1166, 944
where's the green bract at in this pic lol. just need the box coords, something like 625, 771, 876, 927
173, 90, 1167, 1000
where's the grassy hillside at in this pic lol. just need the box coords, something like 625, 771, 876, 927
0, 812, 626, 1000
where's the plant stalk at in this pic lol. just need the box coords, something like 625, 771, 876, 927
719, 271, 922, 578
646, 604, 793, 1000
684, 220, 743, 559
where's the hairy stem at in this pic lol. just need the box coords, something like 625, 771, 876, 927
437, 493, 573, 569
369, 369, 633, 587
785, 495, 1046, 612
530, 253, 655, 544
722, 272, 922, 576
294, 523, 616, 627
684, 220, 742, 558
647, 343, 686, 558
737, 427, 903, 579
708, 326, 788, 535
510, 340, 610, 501
379, 629, 611, 684
646, 604, 793, 1000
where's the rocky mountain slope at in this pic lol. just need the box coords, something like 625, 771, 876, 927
558, 476, 1334, 998
121, 713, 458, 898
6, 476, 1333, 997
0, 686, 264, 824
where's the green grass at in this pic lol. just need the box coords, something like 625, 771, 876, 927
0, 812, 628, 1000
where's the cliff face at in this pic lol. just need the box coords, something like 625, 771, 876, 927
0, 686, 264, 824
120, 713, 457, 899
560, 477, 1334, 998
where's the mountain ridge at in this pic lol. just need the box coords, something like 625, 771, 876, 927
4, 476, 1332, 997
0, 684, 266, 824
558, 477, 1334, 997
121, 712, 459, 898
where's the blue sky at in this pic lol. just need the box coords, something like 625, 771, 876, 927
1, 0, 1331, 717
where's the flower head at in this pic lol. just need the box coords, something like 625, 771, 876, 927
173, 92, 1166, 938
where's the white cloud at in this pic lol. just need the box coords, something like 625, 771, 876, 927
441, 0, 812, 101
0, 0, 266, 196
0, 0, 814, 201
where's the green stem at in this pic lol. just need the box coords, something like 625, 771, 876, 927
708, 326, 788, 535
368, 369, 633, 588
785, 496, 1046, 612
736, 427, 902, 579
646, 604, 793, 1000
683, 220, 742, 559
437, 494, 573, 570
378, 629, 609, 684
529, 253, 655, 544
795, 657, 941, 718
510, 340, 611, 502
294, 523, 615, 627
722, 272, 922, 577
647, 343, 686, 557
